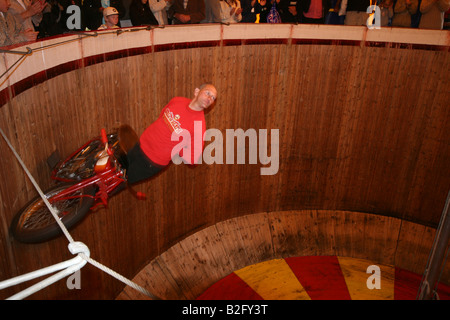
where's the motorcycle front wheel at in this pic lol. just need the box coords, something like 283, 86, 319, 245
10, 183, 96, 243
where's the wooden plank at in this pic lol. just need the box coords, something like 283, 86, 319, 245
332, 211, 401, 265
270, 210, 336, 257
155, 226, 233, 299
214, 212, 274, 270
394, 220, 438, 276
117, 257, 188, 300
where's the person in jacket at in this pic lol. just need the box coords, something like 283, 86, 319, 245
168, 0, 205, 23
129, 0, 158, 25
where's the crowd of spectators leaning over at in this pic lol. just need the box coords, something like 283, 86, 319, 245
1, 0, 450, 47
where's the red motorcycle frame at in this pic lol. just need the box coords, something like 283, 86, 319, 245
51, 129, 124, 207
10, 127, 143, 243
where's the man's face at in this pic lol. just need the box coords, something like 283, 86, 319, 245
195, 85, 217, 110
0, 0, 11, 13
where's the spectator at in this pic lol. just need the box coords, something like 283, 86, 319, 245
0, 0, 38, 46
391, 0, 418, 27
148, 0, 172, 25
38, 0, 71, 38
82, 0, 124, 30
378, 0, 393, 26
99, 0, 125, 24
239, 0, 260, 22
267, 0, 282, 21
8, 0, 47, 31
203, 0, 221, 22
169, 0, 205, 23
258, 0, 268, 22
98, 6, 119, 29
130, 0, 158, 25
419, 0, 450, 29
82, 0, 104, 30
299, 0, 330, 23
278, 0, 300, 23
219, 0, 242, 22
344, 0, 370, 25
326, 0, 346, 24
259, 0, 275, 22
444, 7, 450, 29
392, 0, 419, 28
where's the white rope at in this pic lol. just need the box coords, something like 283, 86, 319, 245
1, 241, 90, 300
0, 127, 159, 300
79, 253, 159, 299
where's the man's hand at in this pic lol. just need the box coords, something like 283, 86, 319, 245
29, 0, 46, 15
22, 28, 38, 41
288, 5, 297, 15
176, 13, 191, 23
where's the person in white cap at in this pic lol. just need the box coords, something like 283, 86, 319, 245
98, 6, 119, 29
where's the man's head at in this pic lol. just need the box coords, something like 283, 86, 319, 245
190, 84, 217, 111
0, 0, 11, 13
103, 7, 119, 27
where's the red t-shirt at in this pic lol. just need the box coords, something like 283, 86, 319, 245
140, 97, 205, 166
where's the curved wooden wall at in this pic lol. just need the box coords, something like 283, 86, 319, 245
0, 25, 449, 299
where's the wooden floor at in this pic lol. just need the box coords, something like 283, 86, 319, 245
116, 210, 450, 300
197, 256, 450, 300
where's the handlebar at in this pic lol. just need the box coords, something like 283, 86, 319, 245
101, 128, 108, 144
101, 128, 114, 156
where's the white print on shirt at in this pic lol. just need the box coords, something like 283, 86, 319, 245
163, 108, 183, 134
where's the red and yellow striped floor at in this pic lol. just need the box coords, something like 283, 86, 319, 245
197, 256, 450, 300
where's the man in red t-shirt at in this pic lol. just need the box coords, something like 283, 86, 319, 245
125, 83, 218, 184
